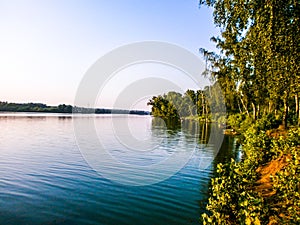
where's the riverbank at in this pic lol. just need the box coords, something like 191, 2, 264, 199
202, 126, 300, 224
0, 101, 149, 115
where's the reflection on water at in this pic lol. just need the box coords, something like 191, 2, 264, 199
0, 113, 240, 225
151, 118, 216, 145
152, 117, 182, 133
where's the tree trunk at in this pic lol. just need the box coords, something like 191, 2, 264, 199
237, 99, 242, 113
251, 102, 256, 120
202, 93, 205, 118
205, 102, 209, 122
295, 93, 299, 125
240, 97, 249, 116
282, 97, 288, 129
268, 101, 273, 114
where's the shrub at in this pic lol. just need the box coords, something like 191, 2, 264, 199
202, 128, 300, 224
227, 113, 246, 130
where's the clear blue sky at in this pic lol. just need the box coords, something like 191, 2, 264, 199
0, 0, 219, 109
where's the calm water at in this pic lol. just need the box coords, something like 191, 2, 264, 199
0, 113, 240, 225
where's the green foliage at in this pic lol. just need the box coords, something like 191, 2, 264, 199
217, 115, 226, 124
198, 1, 299, 223
227, 113, 281, 135
199, 0, 300, 127
148, 86, 226, 122
271, 144, 300, 224
202, 128, 300, 224
148, 90, 205, 120
0, 101, 74, 113
202, 158, 265, 224
227, 113, 247, 130
147, 94, 180, 119
252, 114, 281, 132
0, 101, 49, 112
0, 101, 149, 115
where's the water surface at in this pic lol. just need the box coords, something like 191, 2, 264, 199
0, 113, 240, 225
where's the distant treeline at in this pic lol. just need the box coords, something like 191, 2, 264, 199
147, 85, 225, 121
0, 101, 149, 115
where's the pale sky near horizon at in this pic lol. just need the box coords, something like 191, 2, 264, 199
0, 0, 219, 110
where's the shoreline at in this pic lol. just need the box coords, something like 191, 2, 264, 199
202, 127, 300, 224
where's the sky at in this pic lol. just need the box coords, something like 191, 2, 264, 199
0, 0, 219, 110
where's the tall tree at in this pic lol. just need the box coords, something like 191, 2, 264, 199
200, 0, 300, 128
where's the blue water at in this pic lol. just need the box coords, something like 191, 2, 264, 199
0, 113, 240, 225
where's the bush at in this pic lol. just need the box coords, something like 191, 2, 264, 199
217, 115, 227, 125
202, 128, 300, 224
253, 114, 281, 132
227, 113, 247, 130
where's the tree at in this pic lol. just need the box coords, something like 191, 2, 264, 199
147, 95, 179, 119
200, 0, 300, 128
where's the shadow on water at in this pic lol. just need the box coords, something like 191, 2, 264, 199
151, 117, 212, 142
151, 117, 181, 135
182, 120, 241, 167
171, 120, 242, 222
213, 134, 242, 166
198, 131, 242, 222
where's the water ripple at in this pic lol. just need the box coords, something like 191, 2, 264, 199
0, 114, 234, 225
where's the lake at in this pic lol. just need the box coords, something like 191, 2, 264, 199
0, 113, 240, 225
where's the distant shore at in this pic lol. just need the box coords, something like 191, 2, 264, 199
0, 101, 150, 115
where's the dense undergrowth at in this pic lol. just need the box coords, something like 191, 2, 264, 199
202, 116, 300, 224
